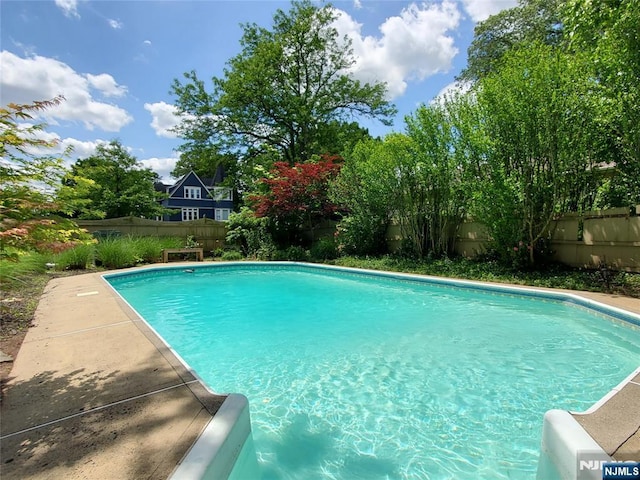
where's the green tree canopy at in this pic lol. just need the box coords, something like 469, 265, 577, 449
333, 99, 473, 258
330, 137, 396, 255
459, 0, 563, 83
66, 140, 168, 219
171, 0, 395, 166
473, 43, 602, 265
563, 0, 640, 207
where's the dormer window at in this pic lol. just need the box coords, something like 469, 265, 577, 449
184, 186, 201, 199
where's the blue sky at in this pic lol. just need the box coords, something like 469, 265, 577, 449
1, 0, 517, 182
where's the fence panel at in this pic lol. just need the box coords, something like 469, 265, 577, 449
77, 217, 228, 252
450, 207, 640, 272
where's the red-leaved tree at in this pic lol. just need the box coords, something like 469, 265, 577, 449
249, 155, 342, 246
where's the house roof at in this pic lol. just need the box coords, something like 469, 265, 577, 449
166, 171, 209, 197
154, 182, 171, 193
201, 165, 226, 187
153, 166, 227, 196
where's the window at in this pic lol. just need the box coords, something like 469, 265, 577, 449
215, 208, 231, 221
182, 208, 199, 221
184, 186, 201, 199
212, 187, 232, 201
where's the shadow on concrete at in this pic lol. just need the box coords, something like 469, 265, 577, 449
0, 356, 225, 480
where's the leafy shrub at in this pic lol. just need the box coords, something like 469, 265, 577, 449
394, 238, 420, 260
226, 207, 274, 257
184, 235, 200, 248
334, 216, 389, 257
254, 242, 277, 261
221, 250, 244, 261
310, 237, 339, 261
54, 244, 95, 270
273, 246, 309, 261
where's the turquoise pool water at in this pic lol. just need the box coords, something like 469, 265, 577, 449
106, 264, 640, 480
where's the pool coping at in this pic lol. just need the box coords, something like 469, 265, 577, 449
1, 261, 639, 479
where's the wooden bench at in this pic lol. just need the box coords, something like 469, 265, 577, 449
162, 248, 204, 263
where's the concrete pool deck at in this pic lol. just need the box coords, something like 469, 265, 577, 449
0, 264, 639, 478
0, 267, 226, 479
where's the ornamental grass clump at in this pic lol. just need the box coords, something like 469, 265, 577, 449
95, 238, 138, 269
131, 236, 182, 264
54, 244, 95, 270
0, 251, 51, 288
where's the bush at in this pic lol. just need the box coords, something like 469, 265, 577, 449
221, 250, 244, 261
310, 237, 339, 261
226, 207, 274, 257
54, 244, 95, 270
334, 215, 389, 257
273, 246, 309, 261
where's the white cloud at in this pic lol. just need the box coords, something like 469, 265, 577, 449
0, 51, 132, 132
14, 122, 106, 167
86, 73, 127, 97
108, 18, 123, 29
60, 137, 107, 159
333, 1, 461, 99
144, 101, 181, 138
430, 80, 472, 105
55, 0, 80, 19
460, 0, 518, 22
140, 156, 179, 183
143, 40, 152, 46
353, 0, 362, 9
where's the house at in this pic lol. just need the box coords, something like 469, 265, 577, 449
154, 167, 233, 222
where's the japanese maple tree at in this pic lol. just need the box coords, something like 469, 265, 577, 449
250, 155, 342, 245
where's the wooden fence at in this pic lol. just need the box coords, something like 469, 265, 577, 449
453, 206, 640, 272
78, 206, 640, 272
77, 217, 228, 252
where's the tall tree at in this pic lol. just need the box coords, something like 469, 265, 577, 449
459, 0, 563, 83
171, 146, 236, 181
401, 102, 471, 257
474, 43, 601, 265
563, 0, 640, 207
330, 138, 396, 255
67, 140, 167, 219
172, 0, 395, 166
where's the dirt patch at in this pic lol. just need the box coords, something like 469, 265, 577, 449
0, 329, 27, 384
0, 277, 47, 395
0, 271, 89, 393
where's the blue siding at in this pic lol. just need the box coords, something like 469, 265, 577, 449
159, 170, 233, 222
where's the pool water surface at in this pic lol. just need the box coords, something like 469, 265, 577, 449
106, 264, 640, 479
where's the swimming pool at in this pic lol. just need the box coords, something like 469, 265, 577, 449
105, 263, 640, 479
